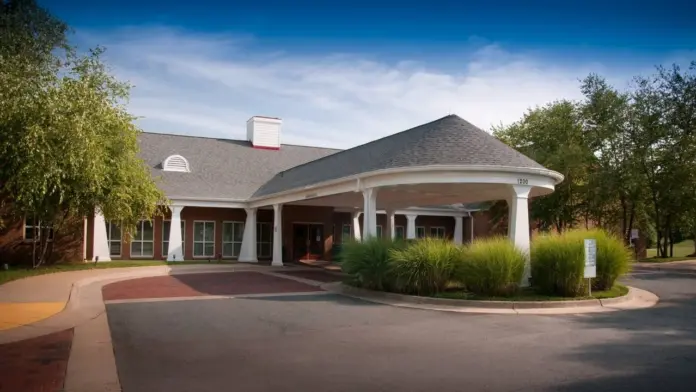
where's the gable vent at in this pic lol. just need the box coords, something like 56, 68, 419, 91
162, 155, 190, 172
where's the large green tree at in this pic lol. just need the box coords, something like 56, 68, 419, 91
493, 101, 591, 232
1, 0, 166, 267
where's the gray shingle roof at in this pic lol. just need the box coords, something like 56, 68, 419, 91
252, 115, 546, 198
138, 133, 340, 200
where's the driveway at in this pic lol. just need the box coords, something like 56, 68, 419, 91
105, 270, 696, 392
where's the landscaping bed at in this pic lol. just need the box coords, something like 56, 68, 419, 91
434, 284, 629, 302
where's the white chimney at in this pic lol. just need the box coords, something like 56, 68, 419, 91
246, 116, 282, 150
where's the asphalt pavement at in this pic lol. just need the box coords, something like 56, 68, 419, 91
106, 270, 696, 392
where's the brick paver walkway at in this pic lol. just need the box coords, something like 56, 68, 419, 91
0, 329, 73, 392
102, 271, 322, 301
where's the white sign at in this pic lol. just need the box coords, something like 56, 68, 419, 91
631, 229, 639, 240
584, 239, 597, 278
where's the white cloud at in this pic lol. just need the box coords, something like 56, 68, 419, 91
80, 27, 637, 149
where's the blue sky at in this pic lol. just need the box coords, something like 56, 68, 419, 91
43, 0, 696, 147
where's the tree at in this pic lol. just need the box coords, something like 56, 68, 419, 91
1, 0, 166, 267
493, 101, 590, 232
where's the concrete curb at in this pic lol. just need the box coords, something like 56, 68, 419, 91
323, 282, 648, 314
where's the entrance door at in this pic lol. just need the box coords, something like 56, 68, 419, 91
292, 224, 324, 260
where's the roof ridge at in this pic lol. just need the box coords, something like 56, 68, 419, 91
139, 131, 342, 151
271, 114, 459, 176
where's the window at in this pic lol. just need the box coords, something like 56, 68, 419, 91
222, 221, 244, 258
162, 154, 190, 172
131, 220, 154, 257
376, 225, 383, 238
257, 222, 272, 258
162, 220, 185, 256
193, 221, 215, 257
416, 226, 426, 239
341, 224, 352, 243
395, 226, 405, 239
24, 216, 54, 241
430, 227, 446, 238
106, 221, 122, 257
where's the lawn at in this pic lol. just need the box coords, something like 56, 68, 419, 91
645, 239, 695, 259
0, 260, 234, 285
433, 284, 629, 301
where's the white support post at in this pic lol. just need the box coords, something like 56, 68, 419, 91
386, 210, 396, 240
167, 205, 184, 262
272, 204, 283, 266
405, 214, 417, 239
362, 188, 378, 239
454, 216, 464, 245
509, 185, 532, 287
239, 207, 258, 263
93, 209, 111, 262
469, 213, 475, 243
352, 211, 362, 241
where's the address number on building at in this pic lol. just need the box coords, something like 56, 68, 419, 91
517, 178, 529, 185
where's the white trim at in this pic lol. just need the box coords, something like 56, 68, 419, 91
248, 165, 562, 207
221, 220, 244, 258
162, 219, 186, 257
22, 216, 54, 242
130, 220, 155, 258
169, 198, 247, 209
105, 221, 121, 258
192, 220, 216, 258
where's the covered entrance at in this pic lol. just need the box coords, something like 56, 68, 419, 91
292, 223, 324, 261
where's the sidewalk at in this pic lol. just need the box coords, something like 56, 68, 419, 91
633, 259, 696, 273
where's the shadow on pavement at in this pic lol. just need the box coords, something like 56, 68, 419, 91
555, 273, 696, 392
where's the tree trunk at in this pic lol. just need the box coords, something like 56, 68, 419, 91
620, 194, 628, 243
31, 223, 38, 268
627, 203, 636, 245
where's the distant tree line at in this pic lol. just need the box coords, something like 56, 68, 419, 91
493, 63, 696, 258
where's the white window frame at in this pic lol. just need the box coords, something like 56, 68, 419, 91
162, 220, 186, 258
23, 216, 54, 242
341, 224, 352, 243
193, 220, 216, 258
395, 225, 405, 239
416, 226, 426, 239
130, 220, 154, 258
256, 222, 272, 258
222, 221, 244, 258
106, 221, 122, 258
430, 226, 446, 238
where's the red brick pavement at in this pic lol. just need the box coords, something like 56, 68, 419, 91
0, 329, 73, 392
102, 271, 322, 301
276, 270, 344, 283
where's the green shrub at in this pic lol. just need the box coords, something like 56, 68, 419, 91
531, 232, 585, 296
389, 238, 462, 295
458, 237, 526, 297
531, 229, 631, 296
591, 230, 631, 290
339, 237, 403, 291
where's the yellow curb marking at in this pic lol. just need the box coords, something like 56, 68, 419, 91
0, 302, 66, 331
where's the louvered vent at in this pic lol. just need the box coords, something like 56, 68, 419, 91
162, 155, 190, 172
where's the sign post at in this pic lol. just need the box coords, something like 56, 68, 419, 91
584, 239, 597, 297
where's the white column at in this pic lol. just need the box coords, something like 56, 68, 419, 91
386, 210, 396, 240
352, 211, 362, 240
238, 207, 258, 263
92, 209, 111, 262
469, 214, 475, 243
362, 188, 378, 239
509, 185, 532, 287
405, 214, 417, 239
453, 216, 464, 244
167, 205, 184, 261
272, 204, 283, 266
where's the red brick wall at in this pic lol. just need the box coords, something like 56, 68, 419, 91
0, 214, 85, 266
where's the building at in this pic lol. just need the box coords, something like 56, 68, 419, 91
0, 115, 562, 271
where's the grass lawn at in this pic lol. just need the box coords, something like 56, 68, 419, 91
645, 239, 695, 259
433, 284, 629, 301
0, 260, 235, 286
